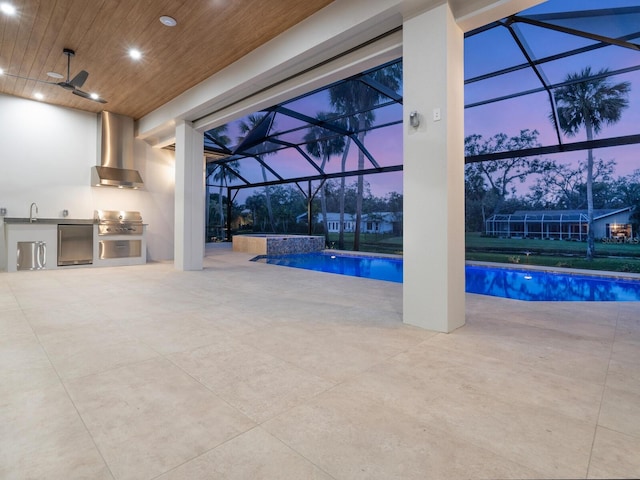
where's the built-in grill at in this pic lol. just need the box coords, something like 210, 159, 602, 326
94, 210, 145, 261
95, 210, 143, 236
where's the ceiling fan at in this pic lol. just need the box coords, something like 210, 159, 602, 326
4, 48, 107, 103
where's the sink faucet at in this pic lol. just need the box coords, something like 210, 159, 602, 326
29, 202, 38, 222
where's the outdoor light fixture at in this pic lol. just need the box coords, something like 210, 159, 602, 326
409, 110, 420, 128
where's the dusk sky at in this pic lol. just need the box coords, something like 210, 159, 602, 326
209, 0, 640, 205
208, 71, 403, 203
465, 0, 640, 195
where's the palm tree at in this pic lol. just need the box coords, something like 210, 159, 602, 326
205, 126, 236, 240
336, 138, 352, 250
303, 112, 346, 243
237, 113, 276, 232
205, 126, 230, 239
329, 62, 402, 250
244, 193, 266, 231
552, 67, 630, 260
210, 161, 240, 240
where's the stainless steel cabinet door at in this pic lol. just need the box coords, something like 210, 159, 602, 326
99, 240, 142, 259
17, 241, 46, 270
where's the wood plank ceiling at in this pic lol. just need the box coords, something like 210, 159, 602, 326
0, 0, 334, 120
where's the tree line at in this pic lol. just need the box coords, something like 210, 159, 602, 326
208, 180, 403, 240
206, 61, 402, 249
465, 138, 640, 233
466, 66, 633, 259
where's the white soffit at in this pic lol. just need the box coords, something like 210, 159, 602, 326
454, 0, 547, 32
137, 0, 545, 145
192, 30, 402, 133
137, 0, 407, 145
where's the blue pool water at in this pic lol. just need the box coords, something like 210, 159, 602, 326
259, 252, 403, 283
257, 252, 640, 301
466, 264, 640, 301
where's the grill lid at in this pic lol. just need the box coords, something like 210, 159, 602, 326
94, 210, 142, 224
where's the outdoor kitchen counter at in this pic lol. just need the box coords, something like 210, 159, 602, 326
3, 217, 96, 224
2, 217, 146, 271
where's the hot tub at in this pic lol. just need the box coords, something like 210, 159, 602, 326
232, 234, 325, 255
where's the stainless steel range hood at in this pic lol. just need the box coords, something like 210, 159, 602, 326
91, 111, 143, 189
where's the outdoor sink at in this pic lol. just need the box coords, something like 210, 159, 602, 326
3, 218, 95, 225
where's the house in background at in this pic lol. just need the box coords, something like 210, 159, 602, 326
361, 212, 401, 234
485, 207, 634, 240
296, 212, 356, 233
298, 212, 401, 234
322, 213, 356, 233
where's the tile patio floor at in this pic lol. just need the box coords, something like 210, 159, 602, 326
1, 244, 639, 479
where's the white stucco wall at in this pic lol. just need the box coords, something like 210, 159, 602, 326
403, 4, 466, 332
0, 94, 175, 264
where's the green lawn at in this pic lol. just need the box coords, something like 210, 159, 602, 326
327, 233, 403, 255
466, 232, 640, 273
316, 231, 640, 273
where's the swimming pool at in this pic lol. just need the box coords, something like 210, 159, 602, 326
255, 252, 640, 301
466, 264, 640, 301
257, 251, 403, 283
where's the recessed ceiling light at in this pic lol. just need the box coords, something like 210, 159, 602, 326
90, 93, 100, 100
0, 2, 16, 15
159, 15, 177, 27
0, 67, 4, 75
47, 71, 64, 79
129, 48, 142, 60
34, 92, 44, 100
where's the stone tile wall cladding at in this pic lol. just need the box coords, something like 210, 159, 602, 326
266, 236, 325, 255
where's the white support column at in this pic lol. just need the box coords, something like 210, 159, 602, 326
403, 3, 465, 333
174, 120, 205, 271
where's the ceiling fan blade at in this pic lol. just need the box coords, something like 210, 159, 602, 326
69, 70, 88, 88
72, 89, 107, 103
57, 81, 75, 91
1, 72, 56, 85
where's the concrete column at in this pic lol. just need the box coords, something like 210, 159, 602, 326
403, 3, 465, 333
174, 120, 205, 271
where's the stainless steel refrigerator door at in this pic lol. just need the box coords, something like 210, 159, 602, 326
58, 224, 93, 266
17, 241, 46, 270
